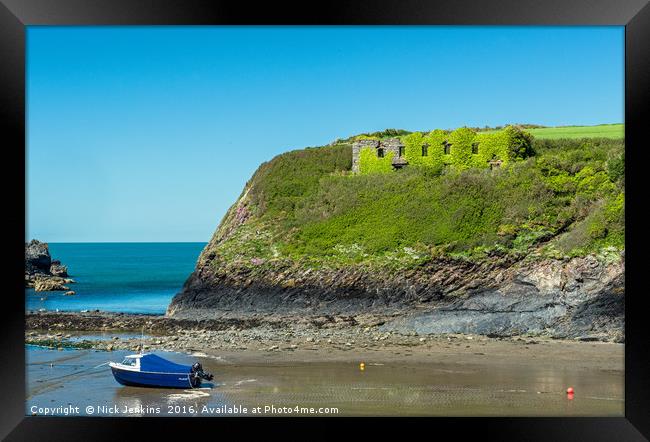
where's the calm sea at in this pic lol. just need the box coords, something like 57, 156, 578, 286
25, 242, 206, 315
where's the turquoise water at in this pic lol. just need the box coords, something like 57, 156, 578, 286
25, 242, 206, 314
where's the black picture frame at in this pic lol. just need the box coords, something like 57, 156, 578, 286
2, 0, 648, 439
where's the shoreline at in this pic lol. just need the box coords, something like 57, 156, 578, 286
26, 311, 623, 371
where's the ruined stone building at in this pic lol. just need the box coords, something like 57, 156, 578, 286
351, 138, 406, 173
351, 127, 531, 174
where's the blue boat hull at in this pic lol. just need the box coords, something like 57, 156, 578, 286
111, 367, 198, 389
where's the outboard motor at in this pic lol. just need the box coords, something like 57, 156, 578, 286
191, 362, 214, 384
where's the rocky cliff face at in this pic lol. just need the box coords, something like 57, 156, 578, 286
168, 245, 624, 341
25, 240, 53, 275
167, 138, 625, 342
25, 240, 74, 291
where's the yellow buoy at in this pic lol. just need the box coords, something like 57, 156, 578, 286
359, 362, 365, 370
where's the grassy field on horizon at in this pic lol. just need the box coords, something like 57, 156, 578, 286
516, 124, 624, 140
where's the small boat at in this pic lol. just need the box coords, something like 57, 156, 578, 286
109, 353, 213, 389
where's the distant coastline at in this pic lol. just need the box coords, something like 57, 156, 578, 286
25, 242, 205, 315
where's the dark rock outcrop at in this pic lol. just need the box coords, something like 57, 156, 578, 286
25, 240, 74, 291
168, 251, 624, 342
379, 254, 624, 342
25, 240, 51, 275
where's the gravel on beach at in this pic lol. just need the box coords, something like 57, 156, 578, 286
25, 311, 623, 371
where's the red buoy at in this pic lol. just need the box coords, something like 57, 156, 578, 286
567, 387, 574, 394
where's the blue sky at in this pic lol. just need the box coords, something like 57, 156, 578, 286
27, 26, 624, 242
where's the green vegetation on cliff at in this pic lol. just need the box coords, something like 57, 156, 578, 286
210, 132, 624, 270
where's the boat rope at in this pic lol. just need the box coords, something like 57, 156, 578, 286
41, 361, 112, 383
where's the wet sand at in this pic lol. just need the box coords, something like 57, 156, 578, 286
25, 311, 623, 416
26, 344, 623, 416
26, 337, 623, 417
